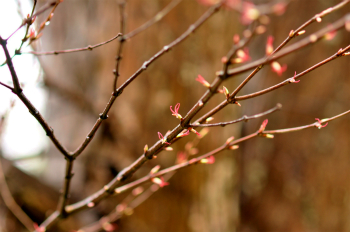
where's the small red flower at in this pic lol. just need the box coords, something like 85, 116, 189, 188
152, 176, 169, 188
324, 24, 337, 41
271, 61, 287, 76
196, 74, 211, 88
241, 2, 260, 25
266, 36, 274, 56
200, 155, 215, 164
273, 2, 287, 16
170, 103, 182, 120
258, 119, 268, 133
315, 118, 328, 129
176, 151, 188, 164
232, 47, 251, 63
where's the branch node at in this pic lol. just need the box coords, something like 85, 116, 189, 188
118, 35, 125, 42
99, 113, 108, 120
66, 172, 74, 180
113, 89, 123, 97
142, 61, 150, 70
115, 55, 122, 61
163, 45, 170, 52
226, 97, 236, 104
46, 127, 54, 136
243, 115, 248, 122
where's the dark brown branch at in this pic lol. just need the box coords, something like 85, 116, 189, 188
0, 37, 22, 93
0, 81, 13, 91
0, 36, 70, 159
181, 23, 255, 127
39, 4, 223, 229
71, 3, 223, 159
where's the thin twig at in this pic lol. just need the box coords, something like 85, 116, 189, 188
39, 3, 223, 229
123, 0, 182, 40
23, 34, 122, 56
22, 0, 182, 57
0, 36, 70, 159
113, 1, 126, 91
196, 13, 350, 124
0, 82, 13, 91
235, 44, 350, 101
114, 108, 350, 194
16, 0, 37, 53
5, 0, 58, 41
189, 103, 281, 127
264, 110, 350, 134
71, 2, 223, 159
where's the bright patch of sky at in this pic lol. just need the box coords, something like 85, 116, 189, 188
0, 0, 47, 174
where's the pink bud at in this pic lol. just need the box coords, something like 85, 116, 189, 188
271, 61, 287, 76
200, 156, 215, 164
266, 36, 274, 56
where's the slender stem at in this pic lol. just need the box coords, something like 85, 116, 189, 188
228, 0, 350, 98
22, 0, 182, 57
218, 13, 349, 78
113, 1, 126, 91
57, 159, 75, 216
236, 44, 350, 101
16, 0, 37, 52
6, 0, 58, 40
263, 110, 350, 134
197, 14, 349, 124
24, 34, 122, 56
0, 37, 21, 93
124, 0, 182, 40
39, 4, 223, 229
189, 103, 281, 127
71, 3, 223, 159
115, 107, 350, 195
0, 81, 13, 91
181, 25, 254, 126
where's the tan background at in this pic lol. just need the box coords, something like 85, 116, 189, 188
1, 0, 350, 231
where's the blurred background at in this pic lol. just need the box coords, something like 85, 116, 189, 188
0, 0, 350, 231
